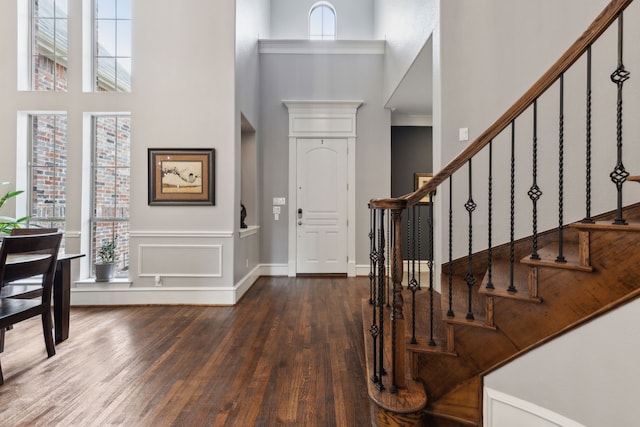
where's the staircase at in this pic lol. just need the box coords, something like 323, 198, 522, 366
364, 0, 640, 425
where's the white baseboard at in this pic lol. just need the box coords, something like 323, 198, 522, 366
71, 266, 263, 306
259, 263, 289, 276
356, 261, 431, 277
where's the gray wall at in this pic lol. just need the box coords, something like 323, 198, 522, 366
234, 0, 270, 284
259, 52, 390, 267
391, 126, 433, 260
434, 1, 640, 424
374, 0, 437, 105
485, 298, 640, 426
436, 0, 640, 261
270, 0, 375, 39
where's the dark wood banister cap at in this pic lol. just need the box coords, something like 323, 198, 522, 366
369, 0, 633, 210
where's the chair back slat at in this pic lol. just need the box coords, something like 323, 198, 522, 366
0, 233, 62, 290
10, 228, 58, 236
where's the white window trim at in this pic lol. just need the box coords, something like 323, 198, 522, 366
308, 1, 337, 40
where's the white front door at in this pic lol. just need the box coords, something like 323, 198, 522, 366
296, 138, 348, 274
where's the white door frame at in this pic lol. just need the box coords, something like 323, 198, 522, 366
283, 100, 362, 277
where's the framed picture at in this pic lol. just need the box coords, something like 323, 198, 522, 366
148, 148, 215, 205
414, 173, 433, 204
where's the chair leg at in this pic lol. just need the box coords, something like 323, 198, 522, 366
42, 312, 55, 358
0, 328, 5, 353
0, 359, 4, 385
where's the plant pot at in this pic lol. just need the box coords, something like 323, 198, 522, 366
95, 263, 115, 282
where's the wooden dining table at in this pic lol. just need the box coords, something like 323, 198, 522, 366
52, 253, 84, 343
5, 252, 84, 344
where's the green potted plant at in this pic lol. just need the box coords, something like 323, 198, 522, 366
95, 236, 117, 282
0, 182, 29, 235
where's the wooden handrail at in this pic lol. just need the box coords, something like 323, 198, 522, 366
370, 0, 634, 210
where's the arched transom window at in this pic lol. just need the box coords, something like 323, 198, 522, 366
309, 2, 336, 40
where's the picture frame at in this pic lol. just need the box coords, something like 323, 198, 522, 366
148, 148, 215, 205
414, 173, 433, 204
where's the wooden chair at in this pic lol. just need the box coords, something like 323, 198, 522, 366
0, 232, 62, 384
1, 228, 59, 299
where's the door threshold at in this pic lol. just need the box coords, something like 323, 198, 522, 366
296, 273, 348, 278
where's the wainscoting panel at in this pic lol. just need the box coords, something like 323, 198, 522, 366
138, 244, 222, 277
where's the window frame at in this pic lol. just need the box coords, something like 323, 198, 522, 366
26, 112, 68, 233
22, 0, 69, 91
92, 0, 132, 92
308, 2, 337, 41
90, 113, 131, 278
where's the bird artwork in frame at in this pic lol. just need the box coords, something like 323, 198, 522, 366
148, 148, 215, 205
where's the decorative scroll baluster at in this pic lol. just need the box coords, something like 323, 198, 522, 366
408, 206, 418, 345
583, 46, 595, 224
508, 122, 518, 292
486, 140, 494, 290
418, 206, 422, 291
390, 210, 398, 394
447, 177, 454, 318
428, 194, 436, 346
556, 75, 567, 263
369, 207, 376, 304
386, 213, 392, 306
529, 101, 542, 259
465, 160, 477, 320
376, 209, 386, 391
368, 208, 379, 384
610, 13, 630, 225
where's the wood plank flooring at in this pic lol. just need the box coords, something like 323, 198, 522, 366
0, 276, 372, 426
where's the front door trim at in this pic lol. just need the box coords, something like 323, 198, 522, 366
283, 100, 362, 277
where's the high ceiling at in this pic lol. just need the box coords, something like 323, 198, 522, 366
385, 38, 433, 124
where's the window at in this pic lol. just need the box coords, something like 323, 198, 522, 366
91, 115, 130, 277
28, 114, 68, 234
94, 0, 132, 92
30, 0, 68, 91
309, 2, 336, 40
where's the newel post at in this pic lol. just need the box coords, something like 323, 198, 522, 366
390, 208, 406, 391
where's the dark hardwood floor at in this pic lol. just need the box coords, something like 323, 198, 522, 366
0, 276, 372, 426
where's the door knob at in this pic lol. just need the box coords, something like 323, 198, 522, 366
298, 221, 303, 225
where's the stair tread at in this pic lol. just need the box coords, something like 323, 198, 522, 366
520, 242, 593, 272
479, 258, 541, 303
361, 299, 428, 414
424, 377, 481, 426
570, 219, 640, 232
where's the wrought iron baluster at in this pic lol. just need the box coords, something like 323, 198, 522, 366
529, 101, 542, 260
465, 160, 477, 319
390, 210, 398, 394
508, 122, 518, 292
486, 140, 494, 290
556, 74, 567, 263
369, 207, 376, 304
407, 209, 411, 290
610, 13, 630, 225
417, 205, 422, 291
447, 177, 454, 318
368, 208, 379, 384
386, 212, 392, 306
376, 208, 386, 391
409, 205, 419, 345
428, 194, 436, 346
583, 46, 595, 224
